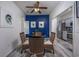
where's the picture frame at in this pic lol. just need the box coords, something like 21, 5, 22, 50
39, 21, 44, 28
0, 7, 13, 28
31, 21, 36, 28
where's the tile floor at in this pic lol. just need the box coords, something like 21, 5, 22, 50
7, 39, 73, 57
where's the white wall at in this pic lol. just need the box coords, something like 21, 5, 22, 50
24, 21, 29, 34
0, 1, 25, 56
49, 17, 57, 33
73, 2, 79, 56
51, 1, 74, 18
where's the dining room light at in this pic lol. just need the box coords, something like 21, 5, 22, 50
34, 8, 40, 12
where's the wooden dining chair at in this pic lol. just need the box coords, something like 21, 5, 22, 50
32, 32, 42, 36
44, 32, 56, 54
19, 32, 29, 53
29, 36, 44, 57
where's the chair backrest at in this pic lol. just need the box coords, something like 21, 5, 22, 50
32, 32, 42, 36
29, 36, 44, 53
20, 32, 26, 43
50, 32, 56, 44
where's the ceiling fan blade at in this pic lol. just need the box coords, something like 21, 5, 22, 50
34, 1, 39, 7
31, 9, 34, 13
25, 1, 47, 14
39, 7, 48, 9
36, 1, 39, 7
26, 6, 34, 8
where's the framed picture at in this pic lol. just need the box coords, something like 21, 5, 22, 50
0, 7, 13, 27
31, 21, 36, 28
76, 1, 79, 18
39, 21, 44, 28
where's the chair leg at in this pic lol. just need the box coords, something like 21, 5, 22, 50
21, 49, 23, 54
52, 46, 54, 54
20, 48, 26, 54
44, 48, 52, 53
36, 52, 44, 57
25, 50, 33, 57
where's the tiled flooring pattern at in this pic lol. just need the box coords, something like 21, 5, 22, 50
7, 39, 73, 57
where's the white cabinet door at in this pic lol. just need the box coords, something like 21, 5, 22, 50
63, 31, 67, 40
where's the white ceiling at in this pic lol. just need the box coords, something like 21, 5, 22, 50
14, 1, 60, 15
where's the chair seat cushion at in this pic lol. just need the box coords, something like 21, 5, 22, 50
44, 40, 52, 45
23, 40, 29, 45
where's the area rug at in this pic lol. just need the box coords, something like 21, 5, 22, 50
8, 48, 55, 57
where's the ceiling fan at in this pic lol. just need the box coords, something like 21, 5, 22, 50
26, 1, 48, 14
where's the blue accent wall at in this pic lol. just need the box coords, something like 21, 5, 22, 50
25, 15, 49, 38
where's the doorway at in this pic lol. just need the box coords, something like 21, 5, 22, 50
57, 7, 73, 56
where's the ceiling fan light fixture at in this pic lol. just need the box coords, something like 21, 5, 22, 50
26, 1, 47, 14
34, 8, 40, 12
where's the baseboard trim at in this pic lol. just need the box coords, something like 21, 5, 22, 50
6, 48, 16, 57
